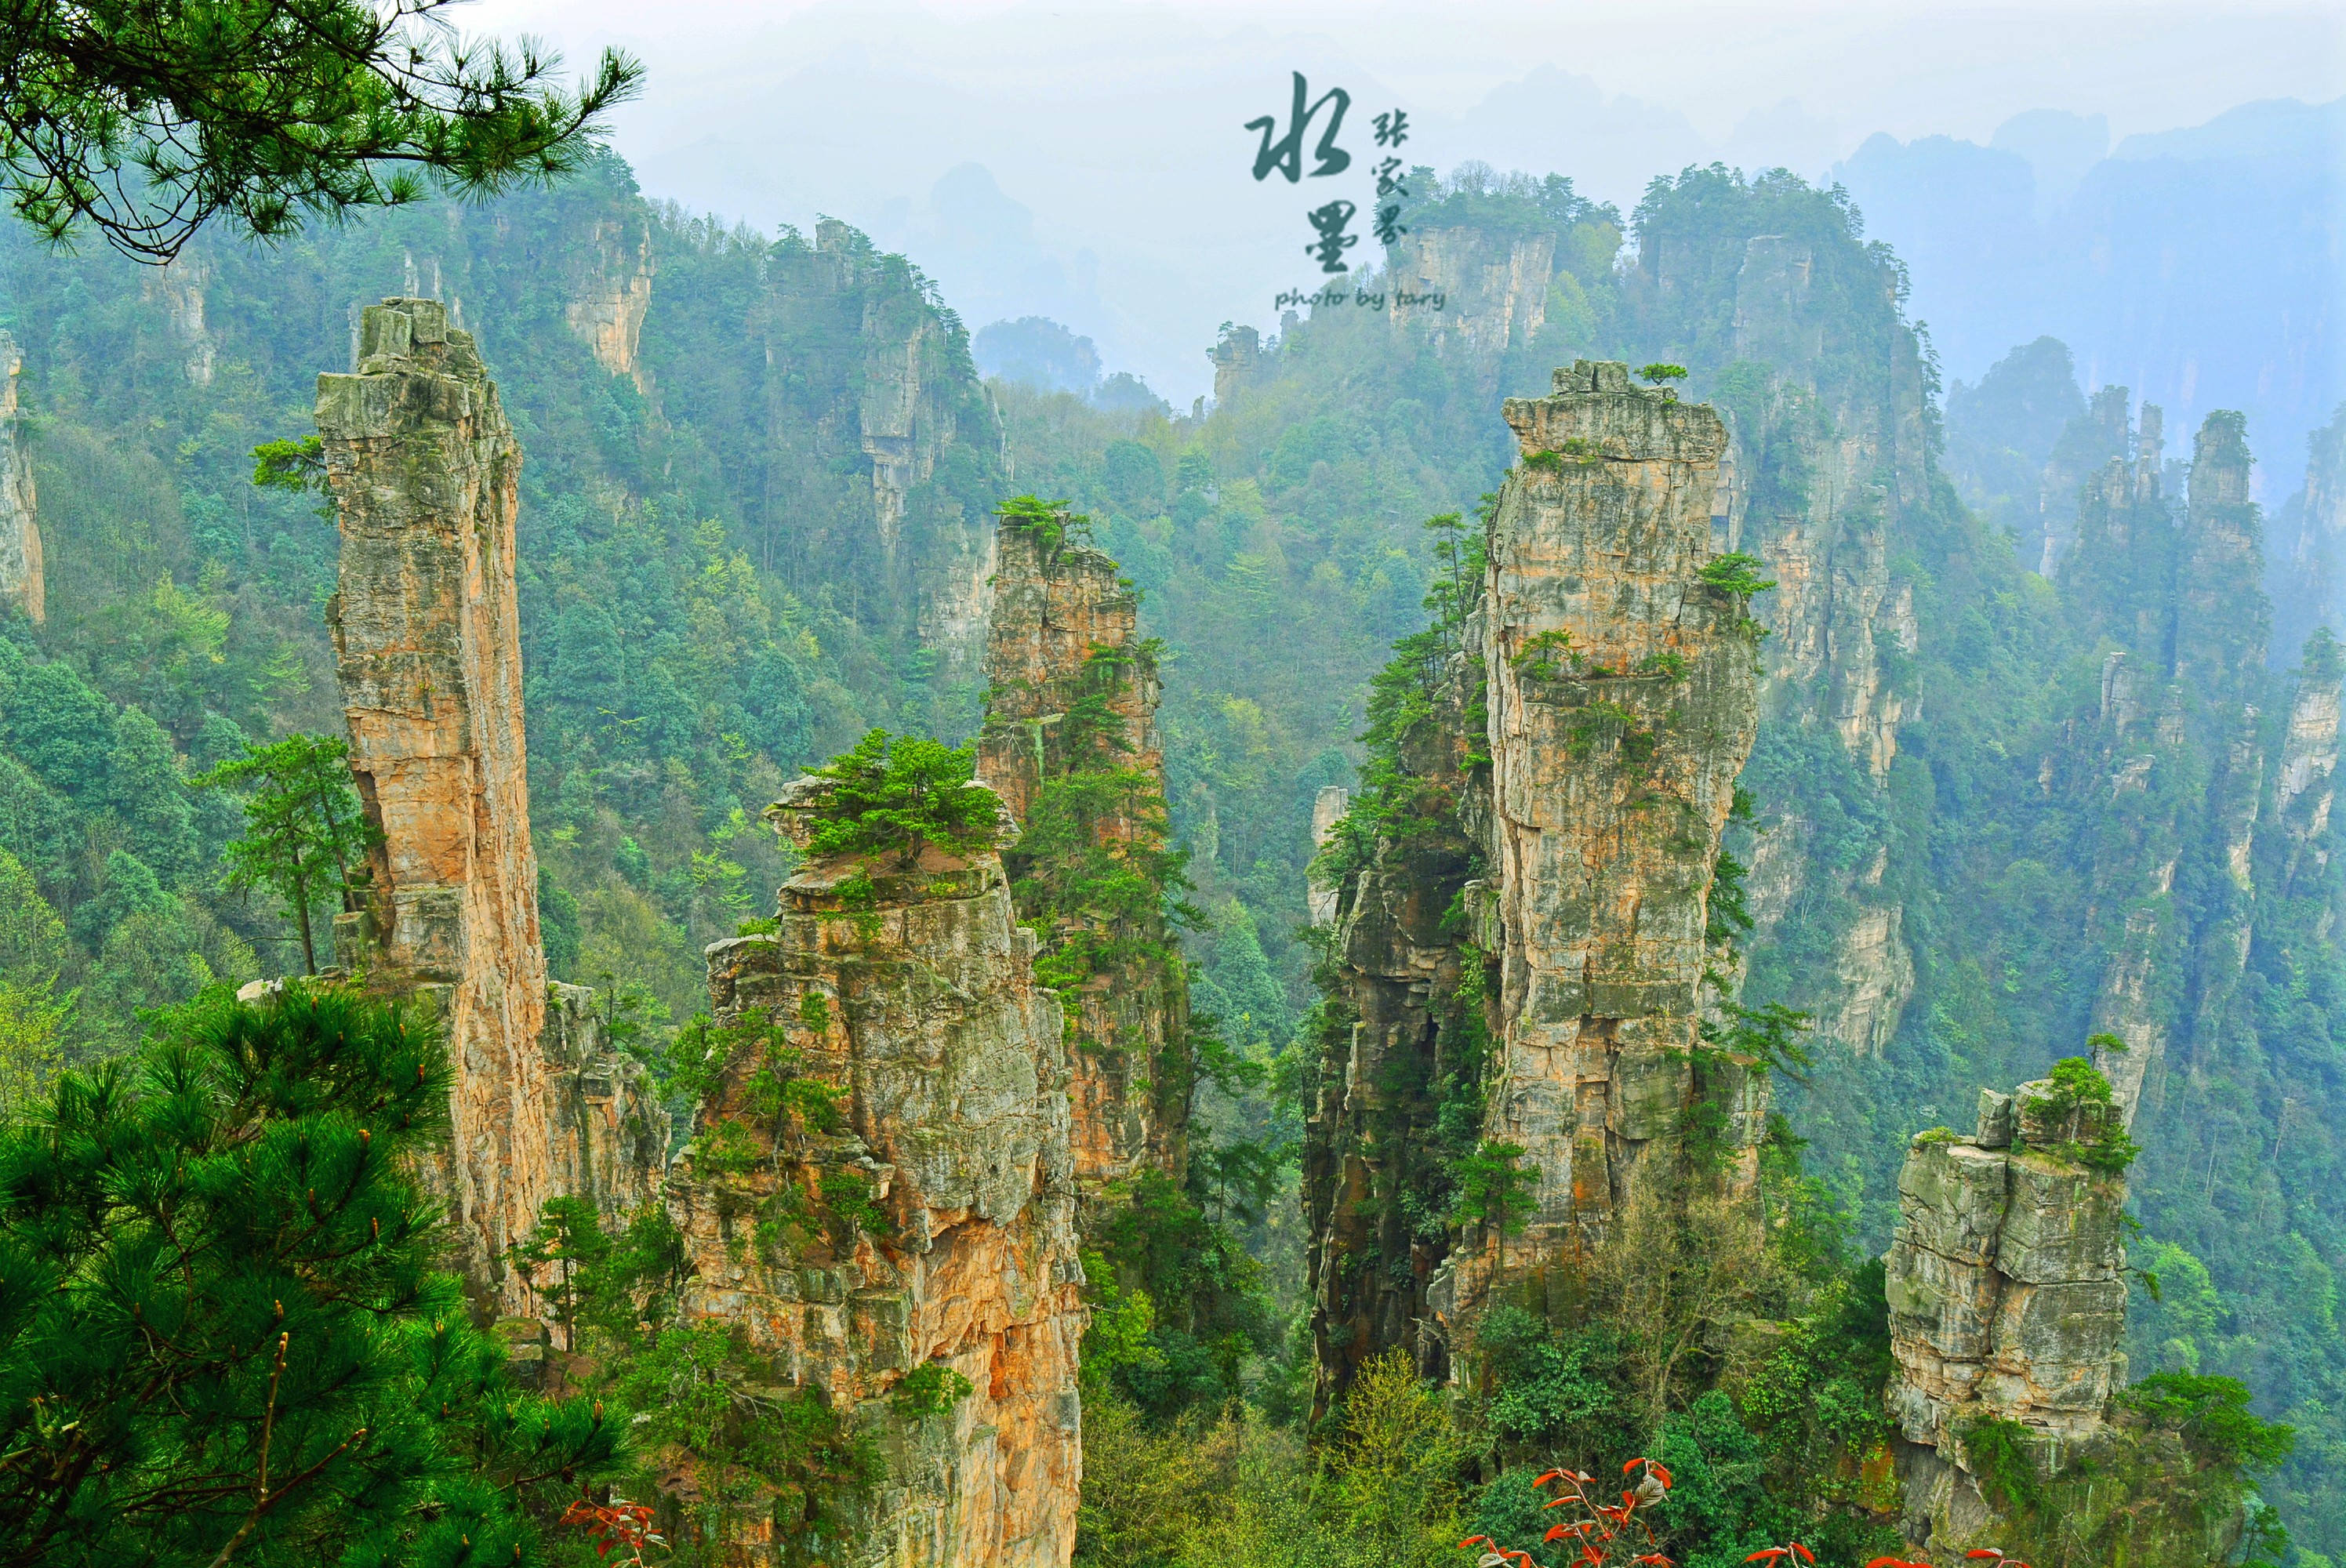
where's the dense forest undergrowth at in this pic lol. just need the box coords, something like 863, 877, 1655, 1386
0, 148, 2333, 1562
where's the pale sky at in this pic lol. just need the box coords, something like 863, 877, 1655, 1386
460, 0, 2346, 403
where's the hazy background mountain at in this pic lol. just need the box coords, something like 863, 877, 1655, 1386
465, 0, 2342, 474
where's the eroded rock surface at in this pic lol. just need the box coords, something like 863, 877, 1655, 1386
0, 332, 42, 625
320, 298, 663, 1298
673, 807, 1082, 1568
978, 511, 1184, 1192
1472, 360, 1761, 1272
1887, 1082, 2131, 1554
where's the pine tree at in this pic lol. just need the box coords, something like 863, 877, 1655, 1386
0, 982, 626, 1565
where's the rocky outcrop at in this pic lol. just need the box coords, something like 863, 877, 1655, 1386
1305, 674, 1482, 1413
319, 298, 662, 1299
143, 250, 216, 386
1385, 227, 1552, 366
1210, 324, 1262, 408
1464, 359, 1761, 1282
1886, 1080, 2132, 1555
763, 221, 1007, 731
978, 507, 1186, 1192
671, 793, 1082, 1568
2177, 412, 2268, 702
0, 332, 42, 625
1306, 784, 1349, 924
1306, 362, 1763, 1411
565, 214, 656, 392
2038, 385, 2134, 579
2276, 630, 2342, 897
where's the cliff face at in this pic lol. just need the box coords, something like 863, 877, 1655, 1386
1471, 359, 1761, 1270
978, 511, 1186, 1192
565, 213, 656, 392
141, 250, 216, 387
1886, 1080, 2130, 1553
1306, 361, 1762, 1410
1705, 232, 1924, 1065
1304, 659, 1481, 1411
1385, 226, 1554, 368
674, 800, 1082, 1568
319, 298, 663, 1298
764, 221, 1007, 730
0, 332, 42, 625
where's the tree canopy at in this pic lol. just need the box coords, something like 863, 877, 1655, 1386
0, 0, 641, 260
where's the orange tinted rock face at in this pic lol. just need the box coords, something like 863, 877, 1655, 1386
674, 820, 1082, 1568
320, 298, 661, 1301
979, 514, 1183, 1191
1458, 359, 1760, 1292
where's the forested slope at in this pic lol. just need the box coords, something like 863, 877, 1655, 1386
0, 148, 2332, 1555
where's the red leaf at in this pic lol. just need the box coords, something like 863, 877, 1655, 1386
1534, 1468, 1565, 1487
1624, 1456, 1648, 1474
1794, 1545, 1817, 1564
1460, 1537, 1491, 1549
1746, 1552, 1789, 1564
1546, 1526, 1571, 1543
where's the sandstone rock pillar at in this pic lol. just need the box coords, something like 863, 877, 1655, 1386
318, 297, 663, 1302
1469, 358, 1760, 1280
673, 782, 1082, 1567
0, 332, 39, 626
978, 508, 1185, 1190
1885, 1080, 2131, 1555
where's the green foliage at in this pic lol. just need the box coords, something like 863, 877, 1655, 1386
193, 731, 380, 975
1696, 552, 1778, 600
891, 1362, 976, 1417
607, 1322, 873, 1566
800, 728, 1004, 866
998, 494, 1095, 556
2122, 1373, 2296, 1472
0, 982, 625, 1563
2022, 1056, 2141, 1174
250, 435, 326, 494
0, 0, 641, 261
1514, 629, 1578, 681
1640, 364, 1690, 383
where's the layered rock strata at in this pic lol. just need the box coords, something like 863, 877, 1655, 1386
671, 787, 1082, 1568
978, 510, 1186, 1191
1307, 362, 1763, 1411
1886, 1081, 2131, 1553
1385, 227, 1552, 367
1469, 358, 1763, 1275
319, 298, 662, 1298
0, 332, 41, 624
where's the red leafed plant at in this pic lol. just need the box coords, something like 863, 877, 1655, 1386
561, 1497, 668, 1564
1465, 1457, 1678, 1568
1745, 1544, 1817, 1567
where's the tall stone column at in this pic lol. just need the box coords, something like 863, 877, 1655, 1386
318, 297, 557, 1301
675, 784, 1083, 1567
0, 332, 42, 625
1471, 359, 1760, 1280
978, 508, 1186, 1190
